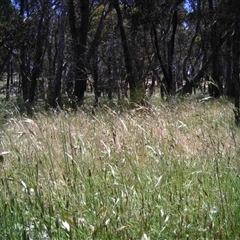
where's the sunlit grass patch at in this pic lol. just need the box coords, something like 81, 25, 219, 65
0, 98, 240, 239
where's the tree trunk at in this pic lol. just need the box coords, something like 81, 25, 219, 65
0, 49, 12, 77
46, 43, 54, 106
181, 24, 199, 94
28, 13, 44, 105
86, 3, 112, 64
113, 0, 143, 103
19, 0, 29, 102
68, 0, 89, 104
20, 46, 29, 102
208, 0, 221, 98
233, 13, 240, 125
52, 7, 66, 108
167, 10, 178, 93
6, 58, 11, 100
92, 51, 100, 106
152, 25, 174, 98
225, 36, 234, 97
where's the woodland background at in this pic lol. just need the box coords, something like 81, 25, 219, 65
0, 0, 239, 113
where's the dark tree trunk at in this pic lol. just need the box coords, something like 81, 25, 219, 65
208, 0, 221, 98
28, 13, 45, 105
19, 0, 29, 102
87, 4, 111, 105
225, 36, 234, 97
152, 11, 178, 96
0, 49, 12, 77
74, 0, 89, 103
92, 51, 100, 106
113, 0, 143, 103
181, 24, 199, 94
86, 3, 112, 64
152, 25, 170, 96
233, 13, 240, 125
6, 58, 11, 100
46, 46, 54, 106
68, 0, 89, 104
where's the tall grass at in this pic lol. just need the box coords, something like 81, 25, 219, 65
0, 97, 240, 239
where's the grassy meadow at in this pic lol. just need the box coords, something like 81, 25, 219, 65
0, 96, 240, 239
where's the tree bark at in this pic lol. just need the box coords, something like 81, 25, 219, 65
167, 10, 178, 93
152, 11, 178, 96
208, 0, 221, 98
152, 25, 170, 96
75, 0, 89, 103
181, 24, 199, 94
86, 3, 112, 105
68, 0, 90, 104
52, 7, 66, 108
225, 35, 234, 97
6, 57, 11, 100
233, 12, 240, 125
19, 0, 29, 102
28, 13, 45, 105
113, 0, 143, 103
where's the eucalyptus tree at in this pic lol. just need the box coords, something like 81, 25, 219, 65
67, 0, 89, 104
218, 0, 240, 101
67, 0, 112, 105
86, 1, 113, 103
207, 0, 223, 97
47, 1, 67, 108
28, 0, 52, 105
176, 0, 236, 97
177, 0, 207, 94
230, 0, 240, 124
125, 0, 185, 96
18, 0, 30, 102
8, 0, 70, 108
13, 0, 53, 106
113, 0, 146, 103
95, 12, 123, 101
0, 0, 16, 100
196, 0, 238, 98
0, 0, 16, 91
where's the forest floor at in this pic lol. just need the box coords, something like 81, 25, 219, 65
0, 95, 240, 239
